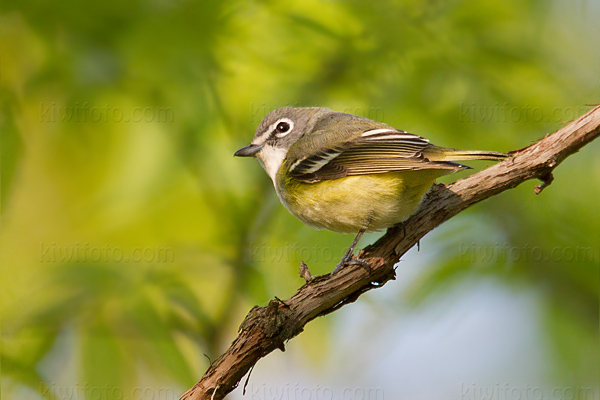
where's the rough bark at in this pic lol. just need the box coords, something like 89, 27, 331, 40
180, 105, 600, 400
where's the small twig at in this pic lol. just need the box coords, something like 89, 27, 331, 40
274, 296, 289, 308
203, 354, 213, 367
534, 172, 555, 194
299, 261, 314, 282
210, 385, 220, 400
242, 364, 255, 395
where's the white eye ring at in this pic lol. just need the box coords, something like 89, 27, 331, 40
272, 118, 294, 138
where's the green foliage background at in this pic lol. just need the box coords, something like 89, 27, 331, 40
1, 0, 598, 399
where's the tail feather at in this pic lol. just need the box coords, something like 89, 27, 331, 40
424, 147, 508, 162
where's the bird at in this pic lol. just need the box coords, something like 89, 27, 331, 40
235, 106, 506, 272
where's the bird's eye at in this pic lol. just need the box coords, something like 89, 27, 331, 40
276, 122, 290, 133
272, 118, 294, 138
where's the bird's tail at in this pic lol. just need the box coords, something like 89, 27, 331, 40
424, 146, 508, 162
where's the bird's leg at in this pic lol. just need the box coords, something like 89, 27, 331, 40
333, 227, 369, 274
343, 228, 365, 262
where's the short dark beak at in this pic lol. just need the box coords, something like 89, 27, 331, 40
234, 143, 264, 157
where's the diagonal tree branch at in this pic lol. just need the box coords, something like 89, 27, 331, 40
180, 105, 600, 400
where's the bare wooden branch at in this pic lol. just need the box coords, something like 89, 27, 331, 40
180, 105, 600, 400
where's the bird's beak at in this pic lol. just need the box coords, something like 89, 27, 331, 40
234, 143, 264, 157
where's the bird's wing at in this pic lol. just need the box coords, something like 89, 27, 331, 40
286, 115, 466, 183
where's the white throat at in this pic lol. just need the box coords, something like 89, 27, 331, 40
257, 145, 287, 183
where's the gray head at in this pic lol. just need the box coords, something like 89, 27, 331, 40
234, 107, 334, 181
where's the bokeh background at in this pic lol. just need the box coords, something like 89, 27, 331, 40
1, 0, 599, 399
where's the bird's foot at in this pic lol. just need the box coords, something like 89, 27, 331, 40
332, 228, 368, 275
333, 255, 370, 274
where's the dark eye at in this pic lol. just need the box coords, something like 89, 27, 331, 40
276, 122, 290, 133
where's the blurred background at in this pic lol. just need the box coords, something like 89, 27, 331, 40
1, 0, 599, 399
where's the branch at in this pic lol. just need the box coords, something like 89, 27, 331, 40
180, 105, 600, 400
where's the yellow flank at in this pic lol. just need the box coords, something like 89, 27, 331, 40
276, 169, 451, 233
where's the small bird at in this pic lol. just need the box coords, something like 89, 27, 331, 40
235, 107, 506, 271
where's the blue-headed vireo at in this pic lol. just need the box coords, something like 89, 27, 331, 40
235, 107, 506, 271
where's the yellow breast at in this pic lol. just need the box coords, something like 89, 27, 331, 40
275, 170, 449, 233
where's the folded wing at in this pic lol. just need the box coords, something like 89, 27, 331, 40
289, 128, 468, 183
